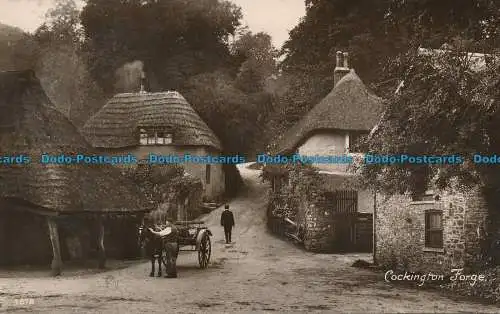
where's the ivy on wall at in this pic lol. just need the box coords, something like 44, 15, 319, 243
263, 163, 325, 222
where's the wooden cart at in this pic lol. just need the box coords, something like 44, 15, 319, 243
174, 220, 212, 269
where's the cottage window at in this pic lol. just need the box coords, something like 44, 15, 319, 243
425, 210, 443, 248
206, 164, 211, 184
139, 128, 173, 145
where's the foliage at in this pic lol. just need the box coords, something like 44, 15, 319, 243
35, 0, 83, 46
264, 163, 325, 220
359, 46, 500, 200
80, 0, 243, 94
183, 69, 270, 156
266, 0, 500, 136
232, 31, 278, 93
30, 0, 106, 128
123, 163, 202, 210
78, 1, 278, 156
0, 23, 39, 71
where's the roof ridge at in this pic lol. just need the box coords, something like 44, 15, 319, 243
275, 69, 383, 154
82, 90, 222, 150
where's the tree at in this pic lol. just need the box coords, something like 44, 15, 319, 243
232, 31, 278, 93
0, 23, 39, 71
80, 0, 242, 94
263, 0, 499, 151
35, 0, 83, 45
33, 0, 106, 128
360, 46, 500, 204
184, 70, 259, 155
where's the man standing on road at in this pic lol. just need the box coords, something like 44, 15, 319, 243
220, 204, 235, 244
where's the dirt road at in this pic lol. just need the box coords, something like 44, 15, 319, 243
1, 164, 499, 313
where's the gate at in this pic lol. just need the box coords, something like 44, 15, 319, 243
319, 190, 358, 252
321, 190, 358, 214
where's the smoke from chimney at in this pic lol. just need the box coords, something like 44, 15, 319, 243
114, 60, 146, 93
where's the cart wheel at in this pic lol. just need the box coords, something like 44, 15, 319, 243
198, 234, 211, 269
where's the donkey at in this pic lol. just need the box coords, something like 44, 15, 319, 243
139, 217, 179, 278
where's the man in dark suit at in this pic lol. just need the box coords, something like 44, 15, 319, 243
220, 204, 235, 244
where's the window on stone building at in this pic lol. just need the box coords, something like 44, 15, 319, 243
412, 190, 435, 202
425, 210, 443, 248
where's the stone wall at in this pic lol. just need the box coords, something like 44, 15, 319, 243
303, 203, 372, 253
304, 204, 335, 252
375, 188, 490, 273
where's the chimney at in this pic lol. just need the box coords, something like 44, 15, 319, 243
334, 50, 351, 87
343, 52, 349, 68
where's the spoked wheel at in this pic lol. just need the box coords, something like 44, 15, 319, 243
198, 234, 211, 269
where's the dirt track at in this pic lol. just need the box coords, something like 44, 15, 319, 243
1, 164, 499, 313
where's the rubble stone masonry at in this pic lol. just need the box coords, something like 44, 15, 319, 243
375, 187, 490, 273
304, 203, 335, 252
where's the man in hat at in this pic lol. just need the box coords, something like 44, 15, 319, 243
220, 204, 235, 244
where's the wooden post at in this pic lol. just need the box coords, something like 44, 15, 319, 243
47, 217, 62, 276
96, 216, 106, 269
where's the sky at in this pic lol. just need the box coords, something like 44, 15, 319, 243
0, 0, 306, 48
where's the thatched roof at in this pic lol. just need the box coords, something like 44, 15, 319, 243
275, 70, 383, 154
82, 91, 222, 150
0, 70, 151, 214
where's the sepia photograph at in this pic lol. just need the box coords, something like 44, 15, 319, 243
0, 0, 499, 313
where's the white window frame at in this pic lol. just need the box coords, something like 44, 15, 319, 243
139, 127, 173, 146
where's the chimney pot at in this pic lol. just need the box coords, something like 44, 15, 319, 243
336, 51, 343, 68
343, 52, 349, 68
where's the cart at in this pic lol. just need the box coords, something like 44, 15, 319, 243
173, 220, 212, 269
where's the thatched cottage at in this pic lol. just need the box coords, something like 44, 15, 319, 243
82, 90, 225, 201
269, 51, 383, 253
374, 48, 500, 273
0, 70, 152, 275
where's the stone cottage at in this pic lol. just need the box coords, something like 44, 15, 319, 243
0, 70, 151, 275
374, 185, 497, 273
82, 88, 225, 202
374, 48, 500, 273
269, 51, 384, 253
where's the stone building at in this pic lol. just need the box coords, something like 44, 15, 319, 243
82, 88, 225, 201
268, 51, 383, 253
374, 47, 499, 272
374, 186, 495, 273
